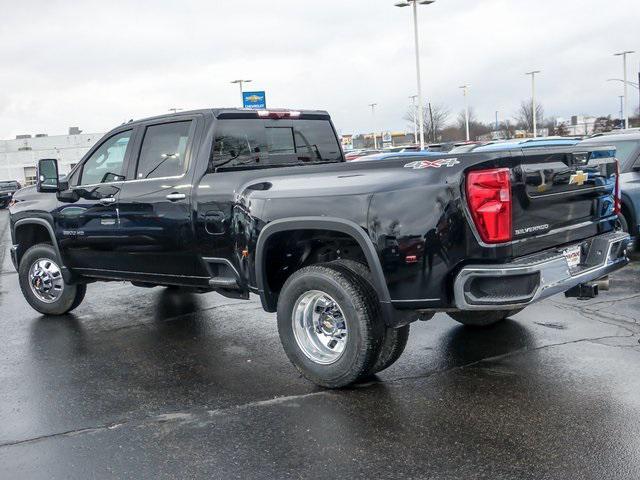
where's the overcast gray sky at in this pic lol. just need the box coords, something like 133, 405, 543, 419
1, 0, 638, 139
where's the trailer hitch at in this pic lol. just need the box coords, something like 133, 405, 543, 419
565, 282, 599, 300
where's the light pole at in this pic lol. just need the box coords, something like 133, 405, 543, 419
495, 111, 499, 131
369, 103, 378, 149
230, 79, 253, 107
619, 96, 624, 123
409, 95, 418, 144
459, 85, 470, 141
395, 0, 436, 150
613, 51, 634, 129
525, 70, 541, 137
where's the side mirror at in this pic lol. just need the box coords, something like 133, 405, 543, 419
36, 158, 60, 193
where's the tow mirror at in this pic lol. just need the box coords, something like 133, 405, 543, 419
36, 158, 60, 193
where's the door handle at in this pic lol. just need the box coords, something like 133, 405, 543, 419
99, 197, 116, 205
166, 193, 186, 201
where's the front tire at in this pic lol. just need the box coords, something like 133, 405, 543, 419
447, 309, 523, 327
277, 265, 385, 388
18, 243, 86, 315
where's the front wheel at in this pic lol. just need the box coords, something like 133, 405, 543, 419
277, 265, 385, 388
18, 244, 86, 315
447, 309, 523, 327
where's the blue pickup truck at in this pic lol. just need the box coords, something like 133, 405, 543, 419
579, 132, 640, 248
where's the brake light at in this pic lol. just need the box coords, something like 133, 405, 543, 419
257, 110, 301, 119
614, 160, 621, 215
466, 168, 512, 244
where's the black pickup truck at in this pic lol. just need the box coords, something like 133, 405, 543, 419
0, 180, 21, 208
8, 108, 630, 387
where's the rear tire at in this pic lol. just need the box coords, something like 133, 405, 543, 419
277, 265, 385, 388
18, 243, 86, 315
447, 309, 523, 327
329, 259, 410, 373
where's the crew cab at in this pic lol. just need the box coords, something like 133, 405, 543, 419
9, 108, 630, 388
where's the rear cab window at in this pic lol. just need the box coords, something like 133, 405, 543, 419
211, 114, 343, 170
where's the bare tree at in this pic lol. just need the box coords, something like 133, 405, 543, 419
450, 107, 492, 141
514, 100, 544, 133
404, 103, 450, 143
498, 119, 517, 139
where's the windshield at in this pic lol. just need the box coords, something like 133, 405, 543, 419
0, 181, 18, 188
608, 140, 639, 172
579, 139, 640, 172
212, 119, 343, 169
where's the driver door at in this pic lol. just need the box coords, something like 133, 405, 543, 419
57, 129, 135, 273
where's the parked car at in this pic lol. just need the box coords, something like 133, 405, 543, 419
351, 151, 442, 161
9, 108, 630, 388
383, 145, 421, 153
578, 132, 640, 247
447, 142, 488, 154
345, 149, 380, 161
0, 180, 22, 208
472, 137, 582, 152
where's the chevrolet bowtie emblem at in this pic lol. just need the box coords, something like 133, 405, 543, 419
569, 170, 588, 186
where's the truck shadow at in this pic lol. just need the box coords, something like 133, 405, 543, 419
440, 318, 535, 367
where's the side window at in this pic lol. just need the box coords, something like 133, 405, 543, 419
136, 121, 192, 179
79, 131, 132, 185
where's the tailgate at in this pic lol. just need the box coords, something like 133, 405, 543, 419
511, 146, 617, 254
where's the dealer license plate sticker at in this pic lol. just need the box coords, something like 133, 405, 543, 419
563, 245, 581, 268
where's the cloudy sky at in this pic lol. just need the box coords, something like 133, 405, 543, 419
1, 0, 638, 139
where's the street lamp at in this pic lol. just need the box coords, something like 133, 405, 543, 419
619, 96, 625, 122
409, 95, 418, 144
459, 85, 470, 141
613, 51, 634, 129
395, 0, 436, 150
230, 79, 253, 107
607, 78, 640, 88
369, 103, 379, 149
525, 70, 541, 137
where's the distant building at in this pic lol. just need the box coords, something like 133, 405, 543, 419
349, 132, 414, 149
556, 116, 597, 136
0, 131, 103, 185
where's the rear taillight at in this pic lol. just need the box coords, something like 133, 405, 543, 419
614, 160, 621, 215
466, 168, 512, 244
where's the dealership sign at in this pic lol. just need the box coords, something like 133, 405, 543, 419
243, 91, 267, 109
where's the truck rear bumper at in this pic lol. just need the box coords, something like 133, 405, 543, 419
453, 231, 630, 311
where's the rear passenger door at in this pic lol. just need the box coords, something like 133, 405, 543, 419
115, 117, 204, 283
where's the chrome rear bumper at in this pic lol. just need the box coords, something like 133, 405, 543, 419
454, 231, 630, 311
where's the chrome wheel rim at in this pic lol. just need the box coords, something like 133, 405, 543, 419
28, 258, 64, 303
292, 290, 348, 365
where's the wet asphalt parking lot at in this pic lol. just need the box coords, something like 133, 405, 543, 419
1, 209, 640, 479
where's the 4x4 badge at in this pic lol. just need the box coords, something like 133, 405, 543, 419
404, 158, 460, 169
